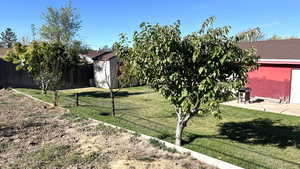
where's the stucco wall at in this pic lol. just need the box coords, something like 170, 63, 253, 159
94, 60, 110, 88
247, 64, 292, 101
93, 57, 119, 89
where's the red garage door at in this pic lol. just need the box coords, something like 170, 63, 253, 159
247, 65, 292, 101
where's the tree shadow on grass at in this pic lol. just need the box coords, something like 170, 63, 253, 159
218, 118, 300, 149
114, 114, 300, 168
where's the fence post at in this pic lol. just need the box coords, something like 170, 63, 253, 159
75, 93, 79, 106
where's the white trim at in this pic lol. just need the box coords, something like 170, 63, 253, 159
259, 59, 300, 63
290, 70, 300, 103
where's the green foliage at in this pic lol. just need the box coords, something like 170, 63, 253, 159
4, 41, 73, 103
39, 2, 87, 68
0, 142, 10, 153
19, 87, 300, 169
40, 1, 81, 44
5, 42, 68, 89
0, 27, 17, 48
238, 27, 264, 42
115, 17, 258, 117
114, 17, 259, 145
136, 156, 155, 162
31, 24, 37, 40
269, 35, 282, 40
268, 35, 299, 40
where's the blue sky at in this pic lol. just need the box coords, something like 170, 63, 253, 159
0, 0, 299, 49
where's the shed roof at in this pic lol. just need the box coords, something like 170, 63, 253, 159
85, 50, 116, 61
239, 39, 300, 60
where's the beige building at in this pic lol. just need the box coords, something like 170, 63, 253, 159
81, 50, 119, 89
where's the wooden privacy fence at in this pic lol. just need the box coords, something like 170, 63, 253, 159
0, 59, 94, 89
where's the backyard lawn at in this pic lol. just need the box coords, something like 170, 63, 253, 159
18, 86, 300, 169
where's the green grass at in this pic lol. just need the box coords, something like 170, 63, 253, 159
17, 87, 300, 169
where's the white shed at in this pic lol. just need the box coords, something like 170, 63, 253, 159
92, 51, 119, 89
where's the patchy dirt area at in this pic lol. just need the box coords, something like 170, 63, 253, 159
0, 89, 215, 169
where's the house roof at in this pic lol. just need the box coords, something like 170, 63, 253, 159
85, 50, 116, 61
0, 48, 11, 58
85, 50, 101, 59
239, 39, 300, 60
94, 51, 116, 61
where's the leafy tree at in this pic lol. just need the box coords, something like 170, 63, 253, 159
40, 1, 81, 44
114, 17, 259, 146
269, 35, 282, 40
267, 35, 300, 40
0, 28, 17, 48
4, 41, 70, 106
100, 61, 118, 116
40, 2, 84, 87
285, 36, 299, 39
20, 36, 31, 45
31, 24, 37, 41
238, 27, 264, 42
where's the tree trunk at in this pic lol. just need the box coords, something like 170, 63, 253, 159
110, 91, 116, 116
53, 90, 59, 106
41, 79, 47, 95
175, 119, 185, 146
175, 108, 192, 146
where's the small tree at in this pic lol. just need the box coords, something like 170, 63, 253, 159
269, 35, 282, 40
40, 1, 81, 44
96, 57, 121, 116
105, 63, 117, 116
31, 24, 37, 41
0, 28, 17, 48
4, 41, 69, 106
114, 17, 259, 146
40, 2, 82, 87
238, 27, 264, 42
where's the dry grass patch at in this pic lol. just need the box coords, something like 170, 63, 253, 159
0, 89, 214, 169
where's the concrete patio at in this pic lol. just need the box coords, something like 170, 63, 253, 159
222, 99, 300, 117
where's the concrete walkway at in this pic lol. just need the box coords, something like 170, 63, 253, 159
222, 100, 300, 117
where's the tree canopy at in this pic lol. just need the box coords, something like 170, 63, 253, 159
40, 2, 81, 44
114, 17, 259, 145
4, 41, 71, 105
238, 27, 264, 42
0, 28, 17, 48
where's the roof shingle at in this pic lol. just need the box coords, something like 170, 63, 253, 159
239, 39, 300, 60
84, 50, 116, 61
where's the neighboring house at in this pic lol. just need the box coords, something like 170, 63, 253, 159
83, 50, 119, 89
239, 39, 300, 104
